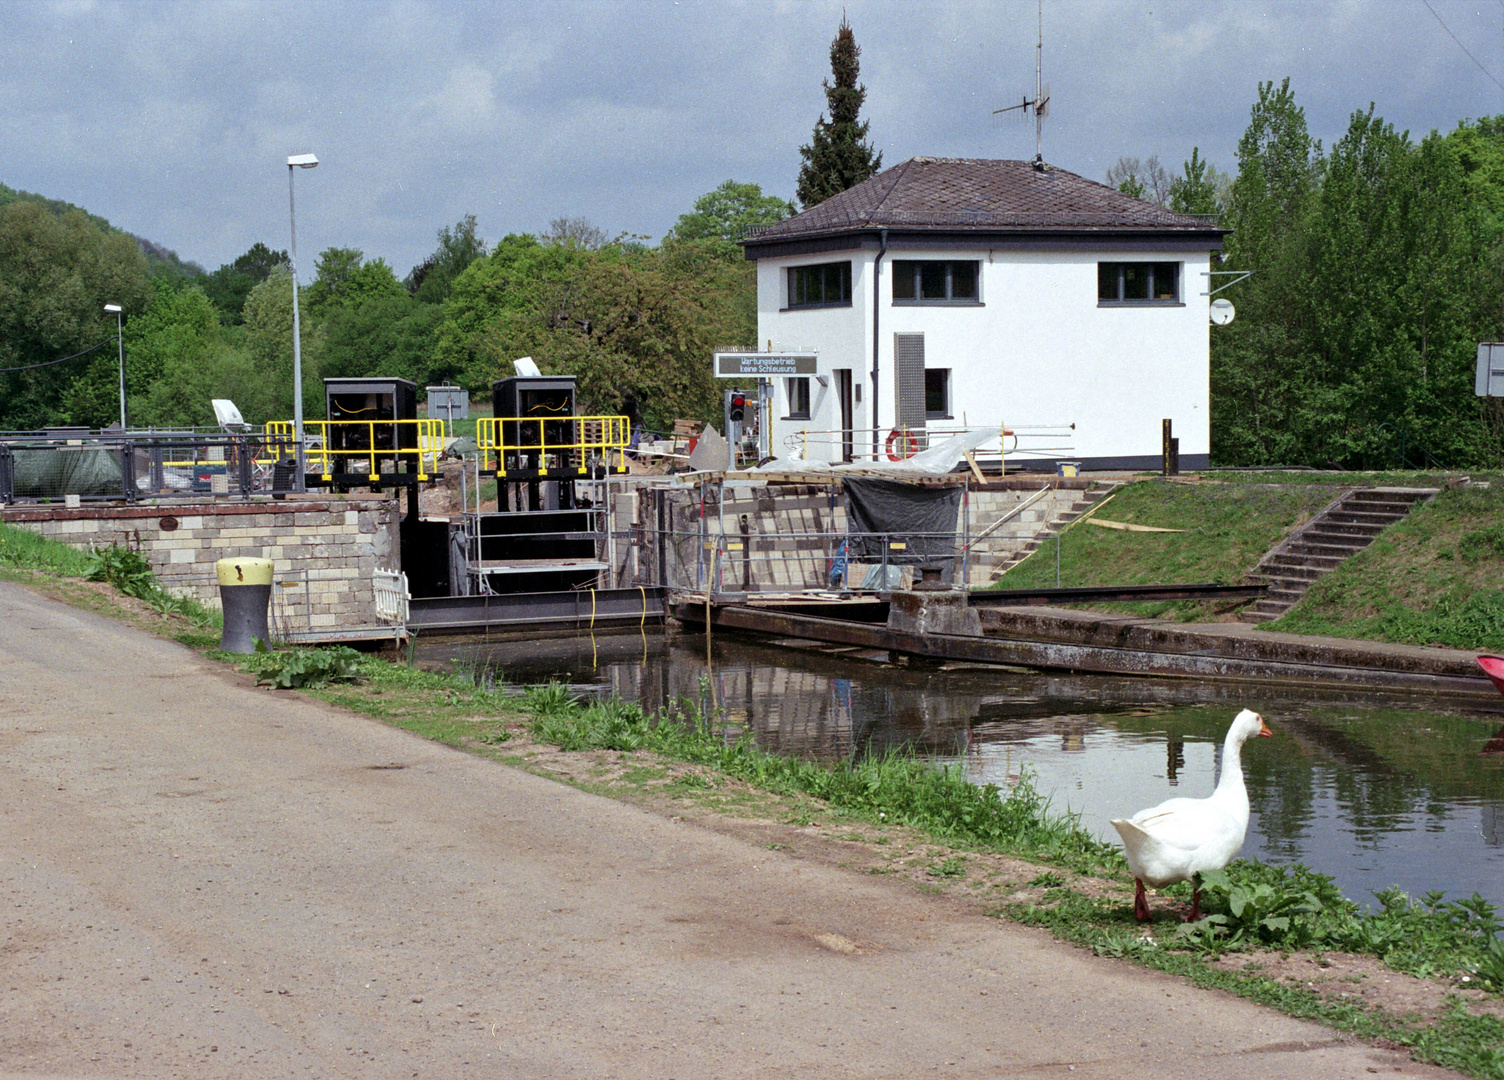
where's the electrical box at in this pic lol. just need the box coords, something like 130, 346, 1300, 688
323, 377, 419, 472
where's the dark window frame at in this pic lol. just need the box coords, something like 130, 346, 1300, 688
785, 376, 811, 420
1097, 261, 1182, 305
786, 261, 853, 309
924, 368, 952, 420
891, 260, 982, 306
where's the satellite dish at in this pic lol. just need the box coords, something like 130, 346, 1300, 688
1209, 298, 1235, 326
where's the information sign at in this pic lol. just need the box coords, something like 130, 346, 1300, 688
714, 352, 818, 378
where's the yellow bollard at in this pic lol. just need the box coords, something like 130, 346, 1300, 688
216, 557, 273, 653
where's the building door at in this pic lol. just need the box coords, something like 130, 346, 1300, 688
834, 369, 854, 462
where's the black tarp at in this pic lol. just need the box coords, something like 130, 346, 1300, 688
844, 478, 962, 564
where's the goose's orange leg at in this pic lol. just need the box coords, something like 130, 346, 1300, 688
1133, 879, 1151, 921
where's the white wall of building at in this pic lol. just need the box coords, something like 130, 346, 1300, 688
754, 245, 1214, 469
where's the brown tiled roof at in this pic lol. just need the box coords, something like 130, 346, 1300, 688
744, 157, 1221, 243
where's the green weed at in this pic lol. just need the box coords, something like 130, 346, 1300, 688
0, 522, 95, 575
241, 641, 363, 689
84, 544, 157, 599
517, 690, 1114, 871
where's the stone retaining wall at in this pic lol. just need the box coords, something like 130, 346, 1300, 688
2, 498, 402, 639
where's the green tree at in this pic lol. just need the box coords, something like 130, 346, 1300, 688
668, 181, 794, 254
433, 233, 753, 429
321, 293, 446, 386
796, 17, 883, 208
304, 248, 404, 318
1168, 148, 1227, 215
0, 201, 152, 429
406, 215, 487, 304
201, 242, 289, 325
1210, 78, 1323, 465
241, 266, 322, 423
118, 278, 253, 429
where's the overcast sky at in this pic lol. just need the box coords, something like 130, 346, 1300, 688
4, 0, 1502, 279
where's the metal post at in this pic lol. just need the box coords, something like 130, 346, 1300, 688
962, 478, 970, 590
286, 154, 318, 493
289, 166, 305, 492
114, 308, 126, 430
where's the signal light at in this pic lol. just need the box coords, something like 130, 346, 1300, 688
729, 395, 746, 422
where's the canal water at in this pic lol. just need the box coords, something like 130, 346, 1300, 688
429, 630, 1504, 912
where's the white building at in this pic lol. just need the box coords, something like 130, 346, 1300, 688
740, 157, 1227, 471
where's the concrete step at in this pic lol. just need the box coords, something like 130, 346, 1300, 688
1261, 563, 1329, 582
1305, 523, 1387, 541
1288, 538, 1372, 558
1266, 554, 1348, 570
1329, 517, 1407, 532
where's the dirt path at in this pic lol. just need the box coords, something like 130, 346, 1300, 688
0, 582, 1461, 1079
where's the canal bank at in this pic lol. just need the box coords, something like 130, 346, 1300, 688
669, 595, 1502, 705
3, 579, 1471, 1080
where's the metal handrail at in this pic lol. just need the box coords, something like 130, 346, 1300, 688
475, 414, 631, 475
264, 419, 445, 479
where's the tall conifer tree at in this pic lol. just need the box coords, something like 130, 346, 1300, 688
796, 17, 883, 208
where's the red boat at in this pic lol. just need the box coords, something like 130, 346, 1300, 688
1477, 654, 1504, 697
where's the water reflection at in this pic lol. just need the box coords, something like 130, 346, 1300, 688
432, 629, 1504, 910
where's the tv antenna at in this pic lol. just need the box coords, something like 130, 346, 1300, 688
994, 0, 1050, 166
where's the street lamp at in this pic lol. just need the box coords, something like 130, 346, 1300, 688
103, 303, 125, 430
286, 152, 318, 492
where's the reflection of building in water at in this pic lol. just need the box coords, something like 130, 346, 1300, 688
1485, 803, 1502, 847
623, 646, 979, 761
1167, 739, 1185, 786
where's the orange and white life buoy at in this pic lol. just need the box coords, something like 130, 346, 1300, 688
885, 429, 919, 461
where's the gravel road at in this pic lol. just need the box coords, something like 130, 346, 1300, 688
0, 581, 1461, 1079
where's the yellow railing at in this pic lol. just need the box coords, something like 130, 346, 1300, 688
264, 419, 445, 480
476, 414, 631, 475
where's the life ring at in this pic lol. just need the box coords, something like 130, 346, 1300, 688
885, 429, 919, 461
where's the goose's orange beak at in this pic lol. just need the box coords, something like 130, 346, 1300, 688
1257, 715, 1273, 737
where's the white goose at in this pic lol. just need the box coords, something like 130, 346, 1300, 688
1110, 708, 1272, 921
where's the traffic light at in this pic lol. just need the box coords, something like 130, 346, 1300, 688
729, 394, 745, 422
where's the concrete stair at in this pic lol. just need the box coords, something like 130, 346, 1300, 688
1238, 487, 1436, 625
973, 481, 1120, 584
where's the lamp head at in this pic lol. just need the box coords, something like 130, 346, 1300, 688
287, 153, 318, 169
103, 304, 122, 313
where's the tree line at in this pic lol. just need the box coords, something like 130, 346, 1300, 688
1116, 81, 1504, 468
0, 181, 793, 436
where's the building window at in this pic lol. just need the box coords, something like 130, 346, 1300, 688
892, 261, 980, 304
788, 262, 852, 308
925, 369, 951, 419
1098, 261, 1181, 303
785, 377, 811, 419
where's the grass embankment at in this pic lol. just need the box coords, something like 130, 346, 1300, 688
1272, 477, 1504, 650
988, 477, 1339, 619
993, 472, 1504, 648
5, 516, 1504, 1077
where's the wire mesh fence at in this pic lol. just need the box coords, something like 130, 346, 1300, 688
0, 432, 294, 504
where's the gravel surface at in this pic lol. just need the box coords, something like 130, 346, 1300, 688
0, 581, 1464, 1079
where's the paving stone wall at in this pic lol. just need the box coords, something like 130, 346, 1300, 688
2, 498, 401, 636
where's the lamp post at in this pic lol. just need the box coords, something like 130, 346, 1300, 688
286, 152, 318, 492
103, 303, 125, 430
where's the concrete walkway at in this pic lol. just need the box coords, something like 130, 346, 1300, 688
0, 582, 1464, 1079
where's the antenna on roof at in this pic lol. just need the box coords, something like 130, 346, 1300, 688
993, 0, 1050, 168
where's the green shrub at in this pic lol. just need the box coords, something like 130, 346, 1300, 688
242, 641, 363, 689
84, 544, 158, 599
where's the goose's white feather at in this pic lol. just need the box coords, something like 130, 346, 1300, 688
1110, 709, 1269, 889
